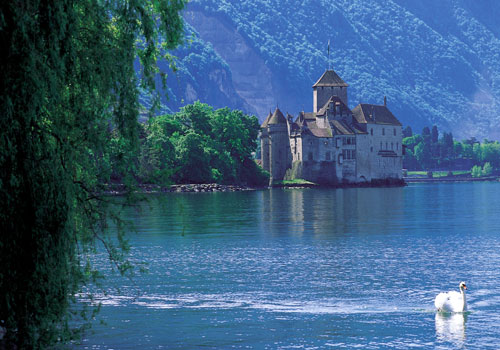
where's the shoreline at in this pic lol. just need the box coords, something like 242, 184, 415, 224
137, 183, 258, 194
404, 176, 499, 183
103, 176, 500, 195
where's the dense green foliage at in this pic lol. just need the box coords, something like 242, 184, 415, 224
403, 126, 500, 173
162, 0, 500, 140
138, 101, 269, 186
0, 0, 185, 348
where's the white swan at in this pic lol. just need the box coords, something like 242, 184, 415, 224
434, 281, 468, 313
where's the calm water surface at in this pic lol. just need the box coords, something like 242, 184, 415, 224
80, 182, 500, 349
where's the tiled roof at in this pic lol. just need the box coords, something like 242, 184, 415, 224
304, 119, 333, 138
312, 70, 349, 88
317, 96, 351, 116
268, 107, 287, 125
331, 120, 355, 135
352, 103, 402, 126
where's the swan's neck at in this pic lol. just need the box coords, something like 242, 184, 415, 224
461, 289, 467, 311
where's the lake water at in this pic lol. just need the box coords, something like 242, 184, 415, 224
79, 182, 500, 349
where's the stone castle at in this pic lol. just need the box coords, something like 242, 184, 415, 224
260, 69, 403, 184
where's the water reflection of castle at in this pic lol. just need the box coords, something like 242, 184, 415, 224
260, 69, 403, 184
260, 187, 404, 237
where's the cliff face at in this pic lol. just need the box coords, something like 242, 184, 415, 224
184, 11, 276, 118
160, 1, 500, 140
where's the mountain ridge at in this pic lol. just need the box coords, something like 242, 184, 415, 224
160, 0, 500, 140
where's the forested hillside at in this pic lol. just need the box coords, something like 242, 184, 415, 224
159, 0, 500, 140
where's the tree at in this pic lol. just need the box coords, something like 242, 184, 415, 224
422, 126, 431, 137
402, 126, 413, 138
414, 141, 432, 169
431, 125, 439, 144
471, 165, 482, 178
173, 131, 213, 183
0, 1, 185, 348
482, 162, 493, 176
403, 134, 423, 152
480, 142, 500, 169
139, 102, 268, 186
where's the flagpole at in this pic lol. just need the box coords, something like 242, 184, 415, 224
327, 40, 330, 70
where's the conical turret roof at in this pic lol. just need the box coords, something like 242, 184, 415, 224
261, 111, 272, 128
268, 107, 287, 125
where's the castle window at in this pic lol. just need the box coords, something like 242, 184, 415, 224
391, 142, 394, 150
386, 142, 388, 149
370, 146, 373, 152
370, 128, 373, 136
338, 154, 343, 165
380, 141, 383, 150
396, 143, 399, 150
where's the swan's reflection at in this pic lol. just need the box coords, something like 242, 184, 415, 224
435, 312, 467, 346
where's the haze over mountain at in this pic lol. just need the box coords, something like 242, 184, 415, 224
159, 0, 500, 140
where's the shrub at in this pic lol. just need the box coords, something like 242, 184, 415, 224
471, 165, 482, 177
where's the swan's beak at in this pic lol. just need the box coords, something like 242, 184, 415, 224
463, 285, 467, 290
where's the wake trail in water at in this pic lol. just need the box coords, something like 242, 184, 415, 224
80, 292, 427, 315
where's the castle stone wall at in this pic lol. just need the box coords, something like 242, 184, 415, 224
355, 134, 372, 181
268, 123, 290, 181
363, 124, 402, 180
313, 86, 348, 112
261, 129, 270, 171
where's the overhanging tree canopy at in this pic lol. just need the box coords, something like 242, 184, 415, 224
0, 0, 185, 347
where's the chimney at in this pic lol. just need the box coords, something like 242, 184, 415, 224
384, 96, 387, 107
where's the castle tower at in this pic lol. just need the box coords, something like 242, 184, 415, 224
312, 70, 349, 113
267, 107, 289, 183
260, 111, 272, 172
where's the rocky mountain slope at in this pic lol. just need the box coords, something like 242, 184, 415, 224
159, 0, 500, 140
